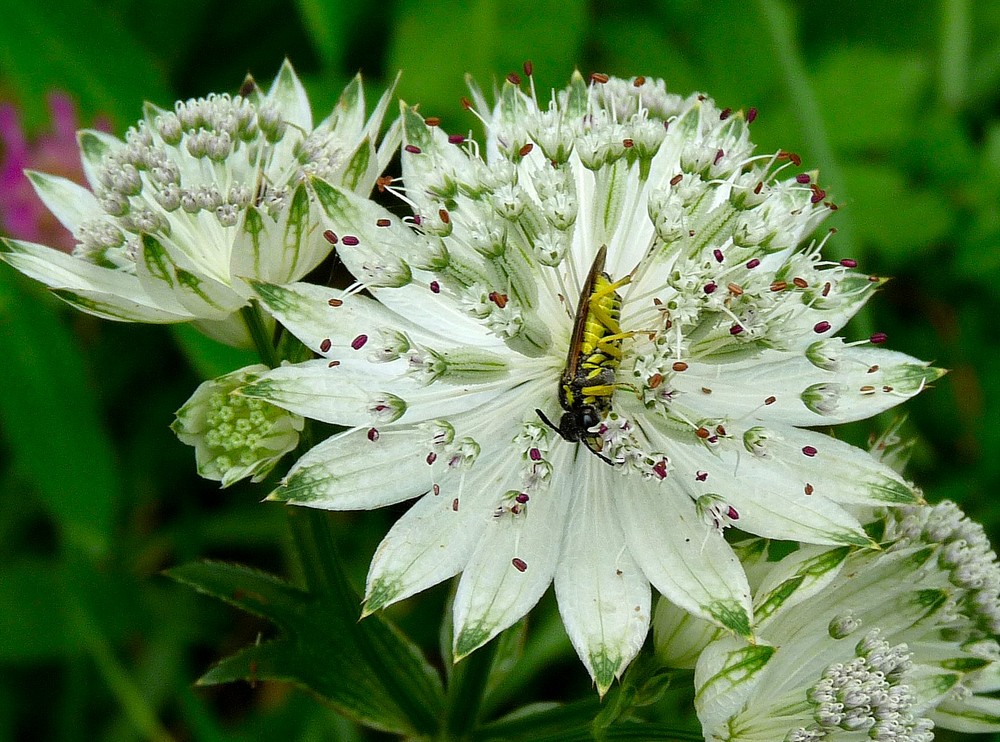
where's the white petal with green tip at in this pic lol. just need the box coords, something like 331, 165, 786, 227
136, 234, 241, 320
734, 423, 921, 508
452, 447, 572, 659
267, 59, 312, 134
318, 74, 365, 136
670, 344, 943, 427
779, 273, 882, 349
241, 357, 511, 426
26, 171, 101, 233
0, 238, 192, 322
614, 477, 753, 638
309, 179, 496, 344
252, 279, 500, 354
231, 183, 328, 288
694, 635, 773, 732
554, 465, 650, 694
269, 425, 438, 510
76, 129, 121, 190
749, 544, 850, 626
364, 453, 515, 613
665, 437, 872, 546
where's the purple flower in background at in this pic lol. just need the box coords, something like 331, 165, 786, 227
0, 93, 109, 251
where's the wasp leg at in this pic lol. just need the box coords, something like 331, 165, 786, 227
580, 383, 617, 397
588, 303, 622, 335
598, 330, 636, 344
591, 276, 632, 298
583, 437, 616, 465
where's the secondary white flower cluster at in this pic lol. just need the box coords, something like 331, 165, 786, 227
235, 70, 940, 693
0, 61, 398, 346
656, 499, 1000, 740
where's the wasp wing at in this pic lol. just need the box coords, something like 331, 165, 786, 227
562, 244, 607, 385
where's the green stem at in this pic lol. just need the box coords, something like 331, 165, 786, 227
938, 0, 969, 110
240, 301, 279, 369
755, 0, 873, 339
441, 638, 499, 740
66, 598, 173, 742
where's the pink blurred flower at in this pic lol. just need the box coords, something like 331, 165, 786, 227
0, 93, 110, 252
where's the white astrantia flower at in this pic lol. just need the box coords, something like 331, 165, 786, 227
172, 364, 304, 487
241, 70, 940, 693
0, 60, 399, 347
682, 499, 1000, 740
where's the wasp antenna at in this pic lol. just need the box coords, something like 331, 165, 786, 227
536, 408, 559, 432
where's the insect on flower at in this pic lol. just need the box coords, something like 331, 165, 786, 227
537, 244, 635, 463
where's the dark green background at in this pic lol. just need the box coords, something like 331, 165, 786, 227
1, 0, 998, 739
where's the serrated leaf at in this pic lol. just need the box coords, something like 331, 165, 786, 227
167, 559, 444, 736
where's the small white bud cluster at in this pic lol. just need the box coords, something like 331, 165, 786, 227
590, 76, 686, 122
70, 68, 376, 280
885, 501, 1000, 636
416, 420, 479, 472
493, 422, 555, 519
796, 631, 933, 741
595, 412, 671, 479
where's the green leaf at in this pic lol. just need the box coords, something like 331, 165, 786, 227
0, 560, 69, 661
812, 47, 927, 151
0, 269, 119, 555
842, 163, 953, 267
387, 0, 587, 128
167, 556, 445, 736
0, 0, 169, 128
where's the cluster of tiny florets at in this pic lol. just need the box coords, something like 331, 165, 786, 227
73, 83, 351, 272
885, 501, 1000, 637
788, 630, 933, 742
203, 391, 280, 472
76, 92, 279, 266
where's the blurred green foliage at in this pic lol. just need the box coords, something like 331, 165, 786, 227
0, 0, 998, 739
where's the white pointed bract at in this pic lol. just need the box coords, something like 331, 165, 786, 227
244, 71, 938, 693
0, 61, 399, 346
172, 364, 304, 487
688, 500, 1000, 741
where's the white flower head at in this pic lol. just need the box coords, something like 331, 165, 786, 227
0, 61, 399, 346
172, 364, 304, 487
244, 71, 939, 694
678, 500, 1000, 740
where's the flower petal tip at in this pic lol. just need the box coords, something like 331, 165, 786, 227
263, 488, 288, 503
589, 651, 622, 698
362, 578, 400, 616
707, 601, 753, 640
453, 625, 492, 662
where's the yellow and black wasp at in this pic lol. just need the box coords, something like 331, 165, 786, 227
537, 244, 633, 463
